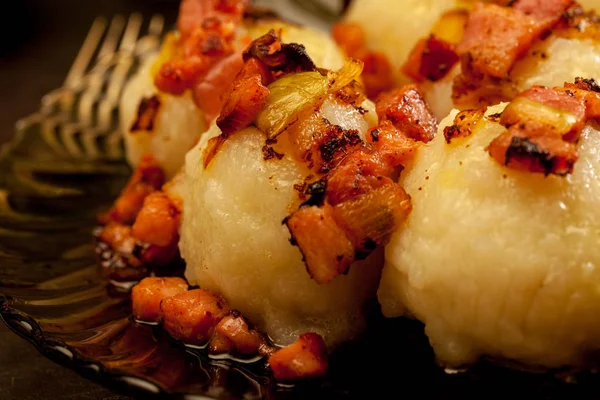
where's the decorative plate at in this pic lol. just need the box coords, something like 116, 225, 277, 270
1, 4, 600, 400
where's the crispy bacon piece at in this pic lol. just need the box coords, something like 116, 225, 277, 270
155, 0, 248, 99
216, 58, 271, 137
286, 84, 433, 283
286, 205, 355, 284
376, 85, 437, 143
324, 149, 394, 206
500, 86, 586, 140
192, 51, 245, 126
131, 277, 188, 322
402, 35, 459, 83
101, 154, 165, 225
332, 22, 394, 98
98, 221, 137, 255
130, 96, 161, 132
268, 333, 328, 382
209, 312, 262, 355
487, 83, 596, 175
457, 4, 538, 79
367, 121, 418, 167
489, 131, 578, 175
444, 109, 486, 144
242, 30, 317, 75
161, 289, 231, 345
132, 192, 181, 248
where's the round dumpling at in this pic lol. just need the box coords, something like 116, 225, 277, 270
378, 102, 600, 368
119, 52, 207, 180
179, 95, 383, 349
120, 19, 345, 180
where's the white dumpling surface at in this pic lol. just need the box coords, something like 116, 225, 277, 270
378, 103, 600, 368
179, 98, 382, 349
119, 54, 206, 180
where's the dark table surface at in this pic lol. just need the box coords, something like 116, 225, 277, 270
0, 2, 179, 399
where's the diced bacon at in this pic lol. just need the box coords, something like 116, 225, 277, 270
367, 121, 418, 167
488, 130, 578, 176
131, 277, 188, 323
212, 313, 262, 355
192, 51, 245, 125
268, 333, 328, 382
457, 4, 537, 79
98, 221, 137, 255
216, 58, 271, 136
131, 192, 181, 248
402, 35, 459, 82
285, 205, 355, 284
161, 289, 231, 345
376, 85, 437, 142
485, 82, 598, 176
101, 154, 165, 225
500, 86, 586, 141
443, 109, 486, 144
325, 149, 393, 206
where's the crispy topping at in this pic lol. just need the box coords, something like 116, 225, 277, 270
161, 289, 231, 345
131, 192, 181, 248
242, 30, 317, 76
376, 85, 438, 143
457, 4, 539, 80
285, 85, 433, 284
487, 80, 600, 175
215, 58, 271, 137
130, 96, 161, 132
332, 22, 394, 98
155, 0, 248, 103
210, 313, 263, 355
268, 333, 328, 382
402, 35, 459, 83
444, 109, 485, 144
131, 277, 188, 323
100, 154, 165, 225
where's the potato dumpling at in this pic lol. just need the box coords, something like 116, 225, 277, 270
378, 103, 600, 368
179, 96, 382, 349
120, 21, 346, 179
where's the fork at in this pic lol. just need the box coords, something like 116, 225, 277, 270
14, 13, 166, 161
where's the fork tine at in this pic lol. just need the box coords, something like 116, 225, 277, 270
148, 14, 165, 37
64, 17, 108, 89
96, 15, 126, 65
119, 13, 143, 53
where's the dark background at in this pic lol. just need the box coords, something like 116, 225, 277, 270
0, 2, 179, 399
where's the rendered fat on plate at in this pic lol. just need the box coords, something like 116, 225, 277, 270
179, 93, 383, 349
378, 103, 600, 368
119, 21, 346, 180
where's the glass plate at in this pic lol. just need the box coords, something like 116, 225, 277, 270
1, 6, 600, 400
